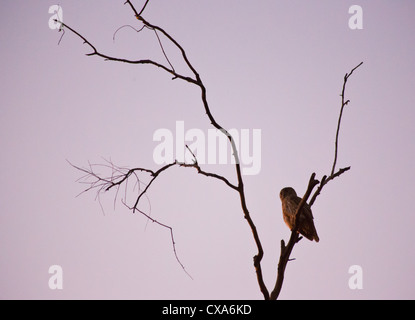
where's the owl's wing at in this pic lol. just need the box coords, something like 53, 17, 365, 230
302, 203, 314, 219
293, 196, 314, 219
293, 196, 319, 241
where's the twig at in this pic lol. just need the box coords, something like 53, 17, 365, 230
70, 156, 240, 278
178, 145, 238, 191
69, 159, 192, 278
331, 62, 363, 175
124, 0, 150, 17
309, 62, 363, 206
54, 19, 198, 85
131, 162, 176, 212
309, 166, 350, 207
122, 200, 193, 280
112, 24, 146, 42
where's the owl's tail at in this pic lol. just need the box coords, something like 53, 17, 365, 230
310, 222, 319, 242
299, 220, 319, 242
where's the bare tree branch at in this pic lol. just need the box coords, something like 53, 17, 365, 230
178, 145, 238, 191
61, 3, 362, 299
310, 62, 363, 206
270, 173, 319, 300
309, 166, 350, 207
269, 62, 363, 300
112, 24, 146, 42
135, 15, 200, 82
132, 4, 270, 299
124, 0, 149, 18
331, 62, 364, 176
122, 200, 193, 280
68, 158, 193, 277
60, 8, 269, 297
54, 19, 198, 85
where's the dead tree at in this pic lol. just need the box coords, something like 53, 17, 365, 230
56, 1, 362, 299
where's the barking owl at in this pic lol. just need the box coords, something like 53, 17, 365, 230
280, 187, 319, 242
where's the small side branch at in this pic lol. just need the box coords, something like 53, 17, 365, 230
178, 145, 238, 191
309, 166, 350, 207
310, 62, 363, 206
68, 158, 191, 278
331, 62, 363, 176
122, 201, 193, 280
70, 156, 238, 277
131, 162, 176, 212
124, 0, 150, 17
54, 20, 198, 85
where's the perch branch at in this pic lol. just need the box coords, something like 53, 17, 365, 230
270, 62, 363, 300
270, 173, 319, 300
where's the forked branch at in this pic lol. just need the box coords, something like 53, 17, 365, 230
60, 1, 362, 299
269, 62, 363, 300
331, 61, 363, 176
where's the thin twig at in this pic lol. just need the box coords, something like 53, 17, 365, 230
331, 62, 363, 175
153, 29, 175, 73
122, 200, 193, 280
112, 24, 146, 42
138, 0, 150, 16
54, 19, 198, 85
124, 0, 149, 17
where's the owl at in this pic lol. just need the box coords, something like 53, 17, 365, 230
280, 187, 319, 242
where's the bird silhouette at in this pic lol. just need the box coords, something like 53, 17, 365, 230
280, 187, 319, 242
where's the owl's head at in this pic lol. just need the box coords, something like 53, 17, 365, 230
280, 187, 297, 200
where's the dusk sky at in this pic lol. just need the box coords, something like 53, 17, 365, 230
1, 0, 414, 299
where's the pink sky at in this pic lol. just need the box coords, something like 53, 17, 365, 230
1, 0, 415, 299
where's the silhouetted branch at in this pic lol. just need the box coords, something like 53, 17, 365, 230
68, 158, 193, 277
122, 201, 193, 280
309, 166, 350, 207
133, 5, 269, 299
309, 62, 363, 206
124, 0, 149, 17
112, 24, 146, 42
331, 62, 363, 176
60, 2, 362, 300
54, 19, 198, 85
69, 155, 239, 278
179, 146, 238, 191
270, 62, 363, 300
